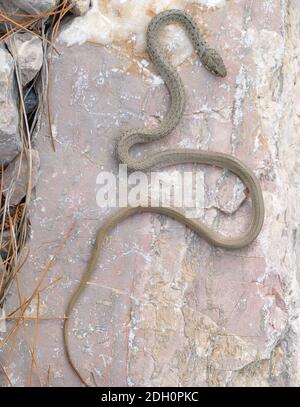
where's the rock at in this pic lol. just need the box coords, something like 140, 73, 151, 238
0, 1, 19, 14
24, 86, 38, 114
0, 1, 26, 32
3, 150, 40, 205
6, 33, 43, 86
0, 44, 21, 165
0, 306, 6, 333
10, 0, 59, 14
68, 0, 90, 16
1, 0, 300, 387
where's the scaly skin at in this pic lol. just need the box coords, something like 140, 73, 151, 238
64, 9, 265, 386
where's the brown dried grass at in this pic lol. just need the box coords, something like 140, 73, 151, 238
0, 0, 74, 386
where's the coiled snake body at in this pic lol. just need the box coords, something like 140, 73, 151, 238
63, 10, 265, 386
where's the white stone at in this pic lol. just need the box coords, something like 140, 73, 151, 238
0, 308, 6, 333
6, 33, 43, 86
59, 0, 227, 65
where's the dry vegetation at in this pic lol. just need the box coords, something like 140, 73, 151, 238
0, 0, 74, 386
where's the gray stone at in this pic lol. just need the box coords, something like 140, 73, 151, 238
3, 149, 40, 205
0, 1, 25, 32
10, 0, 59, 14
6, 33, 43, 86
68, 0, 90, 16
0, 1, 19, 14
0, 44, 21, 165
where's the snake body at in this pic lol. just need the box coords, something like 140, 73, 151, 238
63, 10, 265, 386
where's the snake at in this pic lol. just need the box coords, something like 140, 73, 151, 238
63, 9, 265, 386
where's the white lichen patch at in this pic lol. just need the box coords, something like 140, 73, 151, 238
59, 0, 226, 65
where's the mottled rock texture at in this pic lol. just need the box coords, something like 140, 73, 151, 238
68, 0, 90, 16
0, 44, 21, 165
6, 33, 43, 86
1, 0, 300, 387
10, 0, 59, 13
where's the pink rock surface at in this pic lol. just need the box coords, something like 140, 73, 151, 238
1, 0, 300, 387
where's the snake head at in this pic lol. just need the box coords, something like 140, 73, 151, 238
202, 48, 227, 78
